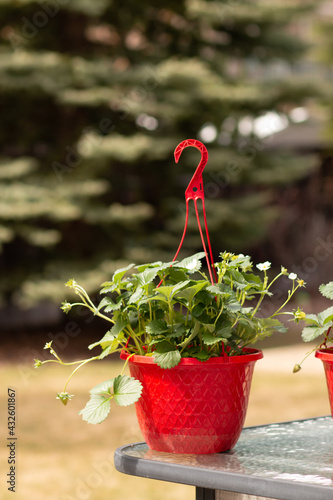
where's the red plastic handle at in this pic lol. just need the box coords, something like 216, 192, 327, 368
173, 139, 217, 284
174, 139, 208, 202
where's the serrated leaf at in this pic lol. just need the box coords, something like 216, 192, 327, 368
172, 279, 191, 295
226, 300, 242, 313
104, 300, 123, 313
319, 282, 333, 300
90, 379, 114, 395
113, 264, 135, 284
137, 268, 159, 286
202, 331, 228, 345
225, 269, 249, 290
302, 325, 328, 342
169, 323, 186, 338
111, 315, 127, 336
167, 267, 189, 283
154, 349, 181, 369
96, 296, 118, 312
177, 320, 201, 349
190, 350, 211, 361
228, 254, 252, 270
145, 319, 168, 335
207, 283, 233, 298
154, 285, 175, 301
174, 281, 207, 303
175, 252, 205, 273
88, 329, 125, 351
304, 314, 320, 326
244, 273, 263, 286
98, 345, 113, 359
100, 282, 118, 294
216, 326, 233, 337
318, 306, 333, 325
136, 261, 173, 272
258, 318, 286, 333
113, 375, 142, 406
128, 286, 144, 304
79, 394, 111, 424
191, 302, 207, 318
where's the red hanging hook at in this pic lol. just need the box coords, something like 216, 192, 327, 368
172, 139, 217, 285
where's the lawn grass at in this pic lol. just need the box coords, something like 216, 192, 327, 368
0, 355, 330, 500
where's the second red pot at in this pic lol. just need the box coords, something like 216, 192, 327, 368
315, 348, 333, 416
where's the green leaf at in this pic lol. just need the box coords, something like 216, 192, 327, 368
216, 326, 233, 338
243, 273, 263, 286
154, 349, 181, 369
104, 300, 123, 313
100, 282, 118, 294
136, 261, 173, 273
145, 319, 168, 335
154, 285, 175, 301
302, 325, 329, 342
207, 283, 233, 298
113, 375, 143, 406
168, 322, 186, 338
191, 302, 207, 318
228, 254, 252, 270
88, 329, 125, 351
137, 268, 159, 286
304, 314, 320, 326
175, 252, 205, 273
98, 345, 113, 359
258, 318, 287, 334
189, 350, 211, 361
79, 394, 111, 424
225, 269, 249, 290
226, 300, 242, 313
175, 281, 207, 303
90, 379, 114, 395
166, 267, 189, 283
97, 296, 122, 313
128, 286, 144, 304
79, 376, 142, 424
319, 282, 333, 300
318, 306, 333, 325
177, 320, 201, 349
202, 331, 228, 345
112, 264, 135, 284
172, 280, 192, 295
111, 315, 127, 336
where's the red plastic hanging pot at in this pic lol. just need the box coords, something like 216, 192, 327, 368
315, 348, 333, 416
120, 349, 263, 454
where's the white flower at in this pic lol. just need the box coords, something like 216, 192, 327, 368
288, 273, 297, 280
256, 261, 271, 271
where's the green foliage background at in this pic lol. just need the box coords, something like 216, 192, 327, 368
0, 0, 325, 310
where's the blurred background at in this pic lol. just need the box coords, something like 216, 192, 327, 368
1, 0, 333, 498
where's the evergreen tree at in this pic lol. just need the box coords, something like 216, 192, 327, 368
0, 0, 321, 309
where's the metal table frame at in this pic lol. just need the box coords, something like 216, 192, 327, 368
114, 416, 333, 500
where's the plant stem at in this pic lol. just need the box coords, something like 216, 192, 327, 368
63, 356, 100, 393
271, 282, 299, 318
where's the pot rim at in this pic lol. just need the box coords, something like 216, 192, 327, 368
120, 348, 263, 366
315, 348, 333, 362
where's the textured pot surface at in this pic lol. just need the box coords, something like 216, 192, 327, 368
315, 348, 333, 417
121, 349, 263, 454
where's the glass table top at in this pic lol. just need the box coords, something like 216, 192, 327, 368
115, 416, 333, 499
